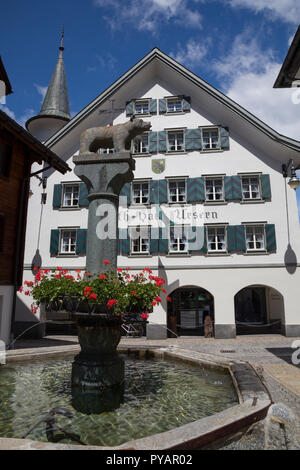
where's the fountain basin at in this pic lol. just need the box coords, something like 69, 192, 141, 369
0, 346, 271, 450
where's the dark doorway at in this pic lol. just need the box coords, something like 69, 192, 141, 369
235, 287, 267, 324
167, 287, 214, 337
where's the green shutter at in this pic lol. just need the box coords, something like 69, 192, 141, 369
79, 183, 89, 207
224, 176, 233, 200
150, 180, 159, 204
119, 183, 131, 206
159, 179, 168, 203
158, 131, 167, 152
227, 226, 236, 252
53, 184, 62, 208
150, 227, 159, 254
265, 224, 276, 252
76, 229, 87, 255
126, 100, 134, 116
182, 96, 191, 112
159, 227, 169, 253
187, 177, 205, 202
261, 174, 271, 199
149, 132, 158, 153
231, 176, 242, 200
159, 99, 167, 114
149, 99, 157, 114
200, 227, 207, 253
50, 229, 59, 256
185, 129, 202, 151
235, 225, 246, 252
119, 228, 130, 254
220, 127, 230, 150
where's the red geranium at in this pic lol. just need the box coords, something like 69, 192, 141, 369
107, 299, 117, 309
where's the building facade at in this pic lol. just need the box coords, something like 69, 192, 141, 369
19, 48, 300, 339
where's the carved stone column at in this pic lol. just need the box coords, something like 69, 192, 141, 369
73, 152, 134, 273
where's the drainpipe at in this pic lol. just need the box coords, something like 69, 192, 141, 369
9, 164, 51, 348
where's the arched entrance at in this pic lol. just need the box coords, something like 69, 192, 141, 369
167, 287, 214, 337
234, 285, 284, 335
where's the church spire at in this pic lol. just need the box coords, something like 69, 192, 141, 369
26, 27, 71, 141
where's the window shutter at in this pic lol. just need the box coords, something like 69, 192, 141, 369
119, 228, 130, 255
261, 174, 271, 200
185, 129, 202, 151
150, 227, 159, 254
220, 127, 230, 150
182, 96, 191, 112
265, 224, 276, 252
200, 227, 207, 253
126, 100, 134, 116
53, 184, 62, 208
79, 183, 89, 207
150, 180, 159, 204
50, 229, 59, 256
187, 177, 205, 202
227, 226, 236, 252
224, 176, 233, 200
149, 99, 157, 115
235, 225, 246, 252
231, 176, 242, 200
119, 183, 131, 206
159, 227, 169, 253
158, 131, 167, 152
149, 132, 158, 153
76, 229, 87, 255
159, 99, 167, 114
159, 179, 168, 203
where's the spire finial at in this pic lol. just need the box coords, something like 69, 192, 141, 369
59, 25, 64, 53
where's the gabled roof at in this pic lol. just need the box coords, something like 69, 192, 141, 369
0, 56, 13, 96
0, 110, 70, 174
45, 47, 300, 159
274, 26, 300, 88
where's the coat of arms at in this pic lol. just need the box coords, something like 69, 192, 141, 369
152, 159, 165, 174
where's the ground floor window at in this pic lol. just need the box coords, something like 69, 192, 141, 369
60, 229, 77, 254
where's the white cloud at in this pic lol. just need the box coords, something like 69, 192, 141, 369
34, 84, 47, 103
227, 0, 300, 24
93, 0, 202, 32
170, 38, 209, 68
0, 104, 15, 120
0, 104, 35, 129
213, 31, 300, 140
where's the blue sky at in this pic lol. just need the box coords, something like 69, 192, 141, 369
1, 0, 300, 214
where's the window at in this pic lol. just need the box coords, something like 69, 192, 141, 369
167, 131, 184, 152
135, 100, 149, 115
132, 181, 149, 204
207, 226, 226, 252
167, 98, 182, 113
133, 134, 149, 154
97, 148, 115, 154
245, 225, 265, 251
60, 229, 77, 254
169, 226, 187, 253
242, 176, 261, 200
202, 128, 220, 150
168, 180, 186, 203
130, 227, 150, 254
205, 178, 224, 201
62, 184, 79, 207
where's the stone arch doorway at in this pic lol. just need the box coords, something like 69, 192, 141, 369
167, 286, 214, 337
234, 285, 284, 335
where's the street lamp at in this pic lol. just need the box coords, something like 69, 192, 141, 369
282, 159, 300, 190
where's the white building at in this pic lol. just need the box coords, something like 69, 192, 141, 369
18, 46, 300, 340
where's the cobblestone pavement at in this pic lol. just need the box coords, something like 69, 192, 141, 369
9, 334, 300, 447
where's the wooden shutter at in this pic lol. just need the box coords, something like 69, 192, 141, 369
119, 228, 130, 254
53, 184, 62, 208
235, 225, 246, 252
159, 99, 167, 114
125, 100, 134, 116
265, 224, 276, 252
187, 177, 205, 202
79, 183, 89, 207
159, 179, 168, 203
149, 99, 157, 115
185, 129, 202, 151
119, 183, 131, 206
149, 132, 158, 153
158, 131, 167, 152
220, 127, 230, 150
159, 227, 169, 253
76, 229, 87, 255
150, 227, 159, 254
150, 180, 159, 204
50, 229, 59, 255
224, 176, 233, 200
227, 226, 236, 252
182, 96, 191, 112
231, 176, 242, 200
261, 174, 271, 199
200, 227, 207, 253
